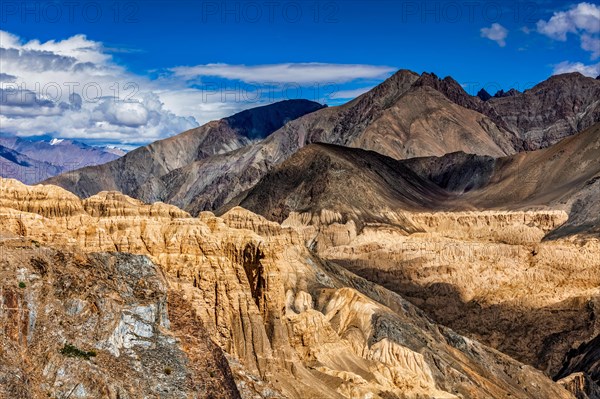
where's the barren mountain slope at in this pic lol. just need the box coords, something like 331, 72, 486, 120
128, 70, 518, 214
45, 71, 599, 216
132, 71, 600, 215
225, 143, 453, 224
348, 85, 514, 159
44, 99, 324, 198
414, 72, 600, 151
459, 122, 600, 237
0, 235, 241, 399
229, 121, 600, 239
395, 122, 600, 237
485, 72, 600, 149
0, 178, 578, 399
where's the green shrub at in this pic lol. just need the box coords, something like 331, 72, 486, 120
18, 282, 26, 289
60, 343, 97, 360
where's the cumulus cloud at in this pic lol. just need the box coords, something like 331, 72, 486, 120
480, 23, 508, 47
581, 34, 600, 59
537, 2, 600, 41
170, 63, 395, 84
0, 92, 198, 143
536, 3, 600, 59
553, 60, 600, 77
0, 30, 198, 144
0, 30, 396, 145
0, 30, 21, 48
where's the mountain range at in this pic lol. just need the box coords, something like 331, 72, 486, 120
2, 68, 600, 399
46, 71, 600, 218
0, 134, 125, 184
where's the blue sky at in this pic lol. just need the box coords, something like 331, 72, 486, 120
0, 0, 599, 147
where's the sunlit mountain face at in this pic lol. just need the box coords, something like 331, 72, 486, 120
1, 2, 600, 399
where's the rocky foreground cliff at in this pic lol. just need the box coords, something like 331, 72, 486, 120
1, 178, 596, 398
0, 235, 240, 399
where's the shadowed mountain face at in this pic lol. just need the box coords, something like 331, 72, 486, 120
415, 72, 600, 151
225, 143, 453, 224
485, 73, 600, 150
45, 70, 600, 217
0, 135, 122, 184
556, 334, 600, 392
459, 122, 600, 238
0, 144, 63, 184
224, 99, 325, 140
228, 122, 600, 238
391, 122, 600, 238
44, 99, 325, 198
402, 151, 497, 193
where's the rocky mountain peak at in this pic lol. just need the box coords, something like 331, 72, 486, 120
350, 68, 420, 108
414, 71, 482, 110
493, 88, 521, 98
477, 88, 493, 101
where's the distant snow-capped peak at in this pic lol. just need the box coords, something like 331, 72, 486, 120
49, 138, 64, 146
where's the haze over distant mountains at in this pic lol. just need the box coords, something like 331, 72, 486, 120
0, 134, 126, 184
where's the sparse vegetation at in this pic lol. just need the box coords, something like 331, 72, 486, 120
164, 367, 172, 375
59, 343, 97, 360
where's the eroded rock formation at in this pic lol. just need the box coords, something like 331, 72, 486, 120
0, 234, 240, 399
285, 208, 600, 382
0, 178, 579, 398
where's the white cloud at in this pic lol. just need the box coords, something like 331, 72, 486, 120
536, 3, 600, 59
0, 30, 201, 144
0, 30, 396, 144
581, 34, 600, 59
0, 91, 198, 144
537, 2, 600, 41
553, 60, 600, 77
329, 86, 373, 100
480, 23, 509, 47
0, 30, 21, 48
170, 63, 395, 84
